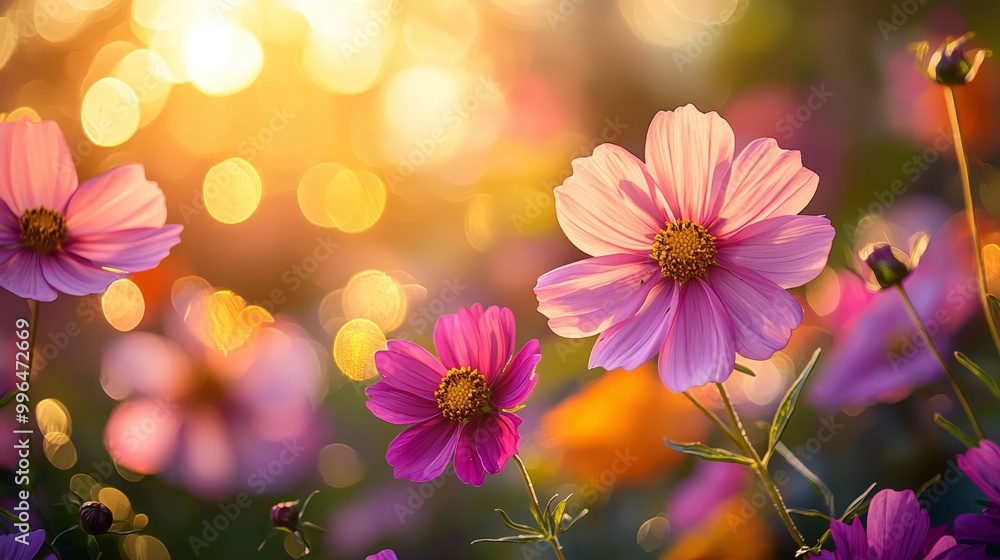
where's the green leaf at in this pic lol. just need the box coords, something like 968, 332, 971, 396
0, 509, 19, 524
734, 363, 757, 377
840, 482, 877, 521
503, 404, 526, 413
775, 442, 834, 516
934, 413, 977, 448
955, 352, 1000, 399
917, 474, 942, 499
300, 521, 326, 533
298, 490, 320, 518
472, 534, 548, 544
665, 439, 754, 465
561, 509, 589, 533
551, 495, 571, 532
542, 494, 559, 534
768, 349, 822, 457
989, 294, 1000, 317
528, 502, 546, 535
494, 509, 541, 535
0, 391, 15, 407
86, 535, 101, 560
787, 508, 834, 521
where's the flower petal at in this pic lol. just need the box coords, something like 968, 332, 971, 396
39, 252, 123, 296
868, 489, 929, 560
707, 264, 802, 360
535, 254, 659, 338
711, 138, 819, 237
386, 416, 462, 482
830, 517, 868, 560
0, 118, 78, 215
658, 279, 735, 392
65, 164, 168, 236
373, 339, 447, 397
590, 280, 677, 371
952, 505, 1000, 546
644, 105, 734, 224
66, 225, 182, 273
433, 305, 483, 371
491, 338, 541, 410
366, 551, 398, 560
0, 248, 58, 301
455, 412, 521, 487
0, 197, 19, 245
958, 440, 1000, 503
717, 214, 834, 289
476, 305, 517, 382
366, 382, 442, 425
554, 143, 666, 257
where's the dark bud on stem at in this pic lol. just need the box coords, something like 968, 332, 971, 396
79, 501, 114, 535
270, 502, 299, 530
865, 244, 910, 289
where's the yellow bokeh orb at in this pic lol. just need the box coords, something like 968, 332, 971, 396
203, 158, 263, 225
102, 278, 146, 332
342, 270, 406, 332
183, 18, 263, 96
81, 77, 141, 147
333, 318, 387, 381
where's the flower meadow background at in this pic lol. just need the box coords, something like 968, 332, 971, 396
0, 0, 1000, 559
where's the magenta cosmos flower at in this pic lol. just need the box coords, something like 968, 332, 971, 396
954, 440, 1000, 545
811, 489, 976, 560
366, 551, 397, 560
367, 304, 540, 486
0, 118, 181, 302
534, 105, 834, 391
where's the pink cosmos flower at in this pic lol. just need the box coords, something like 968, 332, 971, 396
102, 313, 326, 498
366, 551, 398, 560
367, 304, 540, 486
0, 118, 181, 302
534, 105, 834, 392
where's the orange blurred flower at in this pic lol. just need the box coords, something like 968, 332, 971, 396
540, 363, 708, 484
660, 497, 775, 560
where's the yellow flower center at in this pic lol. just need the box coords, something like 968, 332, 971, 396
651, 219, 717, 283
20, 207, 68, 254
435, 366, 490, 422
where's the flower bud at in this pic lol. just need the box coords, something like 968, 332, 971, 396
915, 34, 991, 86
865, 244, 910, 289
79, 501, 114, 535
270, 502, 299, 530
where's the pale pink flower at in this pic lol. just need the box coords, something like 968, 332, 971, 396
534, 105, 834, 391
0, 118, 181, 302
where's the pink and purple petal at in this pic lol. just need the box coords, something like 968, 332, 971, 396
39, 252, 124, 296
644, 104, 734, 225
717, 214, 834, 289
926, 545, 984, 560
554, 143, 666, 257
534, 254, 659, 338
867, 489, 929, 560
66, 225, 182, 274
475, 305, 517, 382
0, 249, 58, 301
957, 440, 1000, 503
0, 118, 78, 215
590, 280, 677, 372
65, 163, 168, 235
707, 264, 802, 360
952, 505, 1000, 545
711, 138, 819, 237
0, 196, 19, 245
366, 382, 442, 425
386, 416, 462, 482
433, 305, 484, 371
374, 339, 447, 397
366, 551, 398, 560
658, 279, 736, 392
830, 517, 869, 560
491, 338, 541, 410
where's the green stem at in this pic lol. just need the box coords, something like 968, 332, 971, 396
512, 454, 566, 560
944, 86, 1000, 357
896, 285, 986, 440
716, 383, 806, 548
683, 391, 740, 448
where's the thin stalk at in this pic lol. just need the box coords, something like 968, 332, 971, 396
896, 285, 986, 440
512, 454, 566, 560
944, 86, 1000, 356
683, 391, 740, 448
716, 383, 806, 548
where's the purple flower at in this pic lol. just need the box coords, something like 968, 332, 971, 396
0, 530, 45, 560
815, 489, 965, 560
366, 551, 398, 560
954, 440, 1000, 545
366, 304, 540, 486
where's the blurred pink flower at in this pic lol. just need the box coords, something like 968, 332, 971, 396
366, 551, 398, 560
101, 315, 326, 498
534, 104, 834, 392
367, 304, 540, 486
0, 118, 181, 302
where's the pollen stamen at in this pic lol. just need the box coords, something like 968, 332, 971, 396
651, 220, 717, 283
20, 207, 68, 254
435, 366, 490, 422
